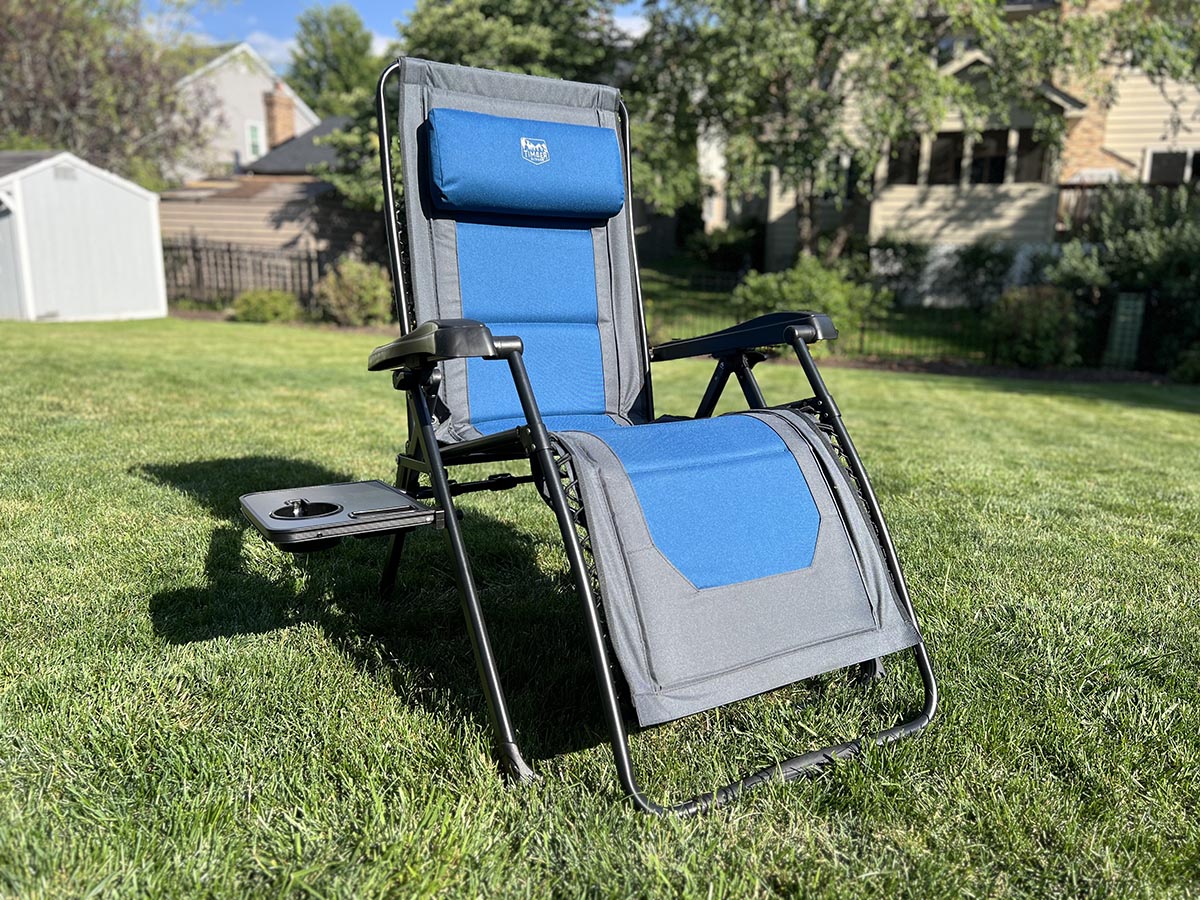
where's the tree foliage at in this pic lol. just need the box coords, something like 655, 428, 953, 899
289, 5, 384, 118
320, 0, 620, 212
0, 0, 214, 188
633, 0, 1200, 258
403, 0, 619, 83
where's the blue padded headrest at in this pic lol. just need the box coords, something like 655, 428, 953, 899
426, 107, 625, 219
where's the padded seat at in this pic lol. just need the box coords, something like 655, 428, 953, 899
555, 410, 920, 725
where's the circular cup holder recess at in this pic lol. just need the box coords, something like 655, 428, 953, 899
270, 498, 343, 520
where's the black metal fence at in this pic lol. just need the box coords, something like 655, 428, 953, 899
162, 239, 995, 363
650, 306, 995, 363
162, 238, 330, 307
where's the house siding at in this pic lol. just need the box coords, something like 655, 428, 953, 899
178, 48, 320, 181
159, 178, 376, 253
1104, 69, 1200, 171
868, 183, 1057, 244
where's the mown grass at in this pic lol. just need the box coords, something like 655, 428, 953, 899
641, 262, 993, 362
1, 318, 1198, 898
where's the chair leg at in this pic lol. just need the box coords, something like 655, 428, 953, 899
407, 378, 536, 783
379, 446, 422, 602
853, 657, 886, 683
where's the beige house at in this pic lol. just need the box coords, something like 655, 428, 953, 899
174, 42, 320, 182
702, 0, 1200, 273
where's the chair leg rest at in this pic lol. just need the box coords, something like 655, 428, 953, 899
627, 696, 935, 818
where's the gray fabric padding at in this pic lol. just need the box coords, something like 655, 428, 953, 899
554, 408, 920, 727
394, 59, 647, 441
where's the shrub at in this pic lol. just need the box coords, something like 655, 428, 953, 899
987, 286, 1080, 369
731, 256, 891, 353
231, 289, 302, 323
947, 239, 1015, 309
684, 223, 763, 272
1170, 342, 1200, 384
1053, 185, 1200, 371
871, 236, 931, 306
311, 256, 393, 327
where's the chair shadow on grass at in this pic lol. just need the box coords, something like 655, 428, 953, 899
137, 455, 614, 762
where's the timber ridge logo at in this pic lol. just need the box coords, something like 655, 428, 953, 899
520, 136, 550, 165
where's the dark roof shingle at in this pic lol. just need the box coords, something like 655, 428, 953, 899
244, 117, 350, 175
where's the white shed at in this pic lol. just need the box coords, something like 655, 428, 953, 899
0, 151, 167, 322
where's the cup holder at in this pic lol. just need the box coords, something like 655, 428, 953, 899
270, 498, 343, 520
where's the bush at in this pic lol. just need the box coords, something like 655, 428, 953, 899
684, 223, 763, 272
1054, 185, 1200, 371
947, 239, 1015, 309
731, 256, 891, 353
311, 256, 393, 327
871, 236, 930, 306
987, 286, 1080, 369
1170, 342, 1200, 383
231, 289, 302, 323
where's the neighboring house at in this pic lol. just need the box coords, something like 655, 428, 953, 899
0, 151, 166, 322
174, 42, 320, 182
703, 0, 1200, 274
159, 116, 377, 255
749, 47, 1081, 271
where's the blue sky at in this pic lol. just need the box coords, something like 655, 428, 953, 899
150, 1, 648, 73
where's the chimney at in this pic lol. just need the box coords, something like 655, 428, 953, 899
264, 81, 295, 149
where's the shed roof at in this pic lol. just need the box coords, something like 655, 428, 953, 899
0, 150, 60, 180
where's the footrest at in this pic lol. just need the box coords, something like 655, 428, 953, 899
240, 480, 441, 552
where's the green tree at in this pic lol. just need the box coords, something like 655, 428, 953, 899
288, 5, 384, 118
320, 0, 620, 211
0, 0, 214, 188
634, 0, 1200, 260
403, 0, 618, 83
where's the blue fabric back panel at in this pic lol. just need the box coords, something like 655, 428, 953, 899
427, 108, 624, 219
596, 416, 821, 589
457, 219, 606, 428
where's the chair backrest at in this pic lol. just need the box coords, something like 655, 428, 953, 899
391, 58, 650, 440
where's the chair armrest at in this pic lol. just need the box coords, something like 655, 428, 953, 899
367, 319, 522, 371
649, 311, 838, 362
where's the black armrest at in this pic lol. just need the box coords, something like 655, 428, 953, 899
368, 319, 522, 371
649, 311, 838, 362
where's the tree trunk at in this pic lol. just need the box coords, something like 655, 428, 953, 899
796, 183, 818, 259
822, 196, 867, 264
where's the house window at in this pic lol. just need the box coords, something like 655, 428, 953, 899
928, 132, 964, 185
970, 129, 1009, 184
887, 138, 921, 185
246, 121, 265, 160
1014, 129, 1047, 182
1147, 150, 1190, 185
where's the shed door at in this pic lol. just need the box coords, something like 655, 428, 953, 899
0, 206, 24, 319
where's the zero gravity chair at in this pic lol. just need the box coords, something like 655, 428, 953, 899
259, 58, 938, 815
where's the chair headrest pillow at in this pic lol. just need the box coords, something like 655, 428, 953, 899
426, 107, 625, 219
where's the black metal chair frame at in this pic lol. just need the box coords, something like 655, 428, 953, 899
368, 61, 938, 816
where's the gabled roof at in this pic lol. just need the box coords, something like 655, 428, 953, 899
175, 41, 319, 127
939, 49, 1087, 117
244, 116, 350, 175
0, 150, 58, 180
162, 41, 238, 78
0, 151, 158, 200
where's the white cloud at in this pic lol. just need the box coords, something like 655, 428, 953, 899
372, 31, 396, 58
615, 14, 649, 39
246, 30, 296, 73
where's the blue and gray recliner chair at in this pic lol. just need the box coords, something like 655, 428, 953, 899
367, 58, 937, 814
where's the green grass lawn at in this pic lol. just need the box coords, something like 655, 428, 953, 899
641, 262, 993, 362
2, 318, 1199, 898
